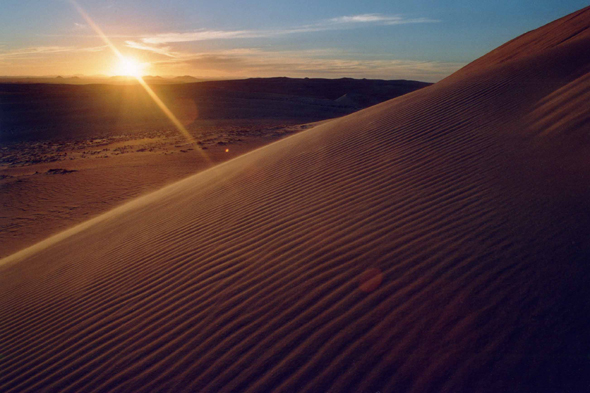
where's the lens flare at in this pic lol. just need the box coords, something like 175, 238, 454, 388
69, 0, 209, 164
358, 268, 383, 292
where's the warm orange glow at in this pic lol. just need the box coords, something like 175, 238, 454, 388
69, 0, 209, 164
225, 148, 229, 153
115, 57, 146, 77
135, 77, 202, 151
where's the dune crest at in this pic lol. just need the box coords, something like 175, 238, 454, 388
458, 6, 590, 74
1, 7, 589, 392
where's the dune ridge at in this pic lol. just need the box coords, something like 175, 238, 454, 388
1, 7, 590, 392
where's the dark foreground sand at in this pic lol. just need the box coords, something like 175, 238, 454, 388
1, 7, 590, 393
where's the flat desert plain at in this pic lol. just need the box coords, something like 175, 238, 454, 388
1, 6, 590, 393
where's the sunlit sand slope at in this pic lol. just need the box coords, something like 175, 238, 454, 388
1, 7, 589, 393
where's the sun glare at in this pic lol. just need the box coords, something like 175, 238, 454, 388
68, 0, 209, 164
115, 57, 146, 77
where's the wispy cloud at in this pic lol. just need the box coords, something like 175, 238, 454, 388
141, 30, 266, 45
328, 14, 437, 25
73, 22, 88, 30
122, 13, 449, 81
146, 47, 461, 82
0, 45, 106, 59
140, 13, 437, 45
0, 46, 73, 59
331, 14, 391, 23
80, 45, 108, 52
125, 41, 177, 57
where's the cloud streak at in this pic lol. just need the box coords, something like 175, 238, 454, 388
146, 47, 462, 82
122, 13, 450, 82
0, 45, 106, 59
142, 30, 266, 44
125, 41, 177, 57
140, 13, 437, 44
329, 14, 437, 25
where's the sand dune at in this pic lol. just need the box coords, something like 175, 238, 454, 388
1, 7, 589, 393
0, 122, 318, 258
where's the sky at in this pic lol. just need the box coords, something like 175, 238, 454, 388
0, 0, 587, 82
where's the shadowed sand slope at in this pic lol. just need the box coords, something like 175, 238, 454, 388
1, 7, 590, 393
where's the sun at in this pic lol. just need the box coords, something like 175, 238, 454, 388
115, 57, 146, 77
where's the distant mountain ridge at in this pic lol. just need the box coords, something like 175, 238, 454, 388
0, 77, 429, 143
193, 77, 430, 104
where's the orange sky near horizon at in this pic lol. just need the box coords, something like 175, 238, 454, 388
0, 1, 587, 81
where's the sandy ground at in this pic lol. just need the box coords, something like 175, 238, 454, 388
0, 122, 317, 257
0, 6, 589, 393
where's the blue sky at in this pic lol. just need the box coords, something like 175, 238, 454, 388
0, 0, 587, 81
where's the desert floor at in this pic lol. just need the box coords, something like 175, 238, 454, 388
0, 120, 319, 257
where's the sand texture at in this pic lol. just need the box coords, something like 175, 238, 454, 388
1, 7, 590, 393
0, 122, 319, 258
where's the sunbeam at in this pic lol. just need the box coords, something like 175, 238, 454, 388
68, 0, 208, 163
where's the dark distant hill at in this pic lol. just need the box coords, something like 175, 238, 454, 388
194, 77, 430, 107
0, 77, 429, 144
